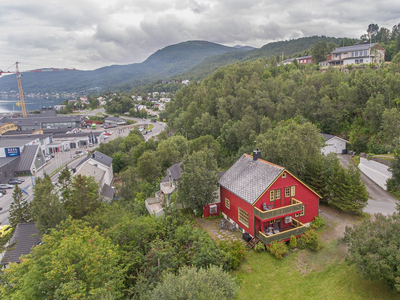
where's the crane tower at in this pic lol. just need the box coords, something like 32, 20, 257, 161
0, 62, 77, 117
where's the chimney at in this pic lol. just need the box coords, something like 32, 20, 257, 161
92, 153, 95, 158
253, 148, 261, 161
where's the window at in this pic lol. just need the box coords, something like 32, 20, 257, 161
270, 190, 275, 201
269, 219, 280, 224
275, 189, 281, 199
364, 50, 368, 56
360, 59, 363, 63
238, 208, 249, 228
285, 187, 290, 197
282, 172, 286, 178
295, 213, 299, 218
291, 186, 296, 197
225, 198, 230, 209
300, 205, 305, 216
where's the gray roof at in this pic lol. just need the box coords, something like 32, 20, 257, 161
90, 151, 113, 167
331, 43, 377, 54
296, 55, 312, 60
161, 162, 182, 183
1, 116, 82, 127
218, 154, 284, 205
15, 144, 39, 173
0, 157, 19, 169
321, 133, 336, 141
321, 133, 349, 143
2, 223, 41, 264
76, 151, 113, 169
76, 163, 106, 183
0, 138, 35, 148
102, 183, 114, 199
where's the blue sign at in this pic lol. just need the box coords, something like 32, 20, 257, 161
5, 147, 20, 157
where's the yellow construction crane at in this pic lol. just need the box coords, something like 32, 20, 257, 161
0, 62, 77, 117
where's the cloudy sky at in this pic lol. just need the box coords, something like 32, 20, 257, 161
1, 0, 400, 71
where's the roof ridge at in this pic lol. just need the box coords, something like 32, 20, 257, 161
243, 153, 284, 168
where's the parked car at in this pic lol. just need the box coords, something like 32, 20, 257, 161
88, 143, 93, 147
0, 190, 7, 195
75, 150, 83, 154
10, 178, 24, 183
0, 184, 13, 189
45, 156, 51, 162
8, 179, 21, 185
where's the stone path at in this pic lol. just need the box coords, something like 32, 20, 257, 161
195, 217, 246, 244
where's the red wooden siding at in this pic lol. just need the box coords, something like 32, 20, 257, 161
220, 187, 255, 236
203, 202, 222, 218
254, 171, 319, 226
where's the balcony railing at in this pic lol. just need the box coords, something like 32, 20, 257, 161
160, 181, 176, 194
253, 198, 303, 220
257, 218, 306, 245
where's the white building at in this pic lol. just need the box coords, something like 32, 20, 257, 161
321, 134, 348, 155
320, 43, 385, 67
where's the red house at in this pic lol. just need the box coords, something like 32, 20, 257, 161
218, 150, 320, 245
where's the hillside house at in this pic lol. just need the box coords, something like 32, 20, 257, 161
319, 43, 385, 66
217, 150, 320, 246
145, 162, 182, 217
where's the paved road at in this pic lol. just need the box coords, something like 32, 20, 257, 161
337, 154, 398, 215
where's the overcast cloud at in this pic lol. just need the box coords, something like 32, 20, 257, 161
0, 0, 399, 71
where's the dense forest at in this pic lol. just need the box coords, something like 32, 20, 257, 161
166, 53, 400, 157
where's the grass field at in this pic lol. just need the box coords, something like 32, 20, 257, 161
232, 238, 398, 300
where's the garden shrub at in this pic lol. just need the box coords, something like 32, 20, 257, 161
218, 240, 246, 270
267, 241, 288, 259
289, 235, 297, 249
311, 215, 326, 229
253, 242, 266, 252
298, 229, 324, 251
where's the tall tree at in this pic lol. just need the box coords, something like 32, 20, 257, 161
178, 150, 219, 214
31, 175, 67, 234
327, 159, 368, 215
0, 218, 125, 299
311, 41, 329, 64
58, 166, 71, 200
64, 175, 101, 219
257, 120, 323, 177
149, 265, 237, 300
387, 146, 400, 198
9, 185, 31, 227
136, 152, 161, 183
344, 213, 400, 291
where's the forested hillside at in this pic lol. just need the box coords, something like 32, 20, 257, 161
166, 53, 400, 159
177, 36, 341, 81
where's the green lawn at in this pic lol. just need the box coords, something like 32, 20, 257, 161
233, 240, 397, 300
145, 124, 154, 131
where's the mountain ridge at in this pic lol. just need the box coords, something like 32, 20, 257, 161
0, 36, 341, 94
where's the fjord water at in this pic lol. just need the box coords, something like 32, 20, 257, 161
0, 98, 66, 113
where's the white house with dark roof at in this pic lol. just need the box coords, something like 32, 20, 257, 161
320, 43, 385, 67
76, 151, 113, 185
321, 133, 349, 155
74, 151, 114, 200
